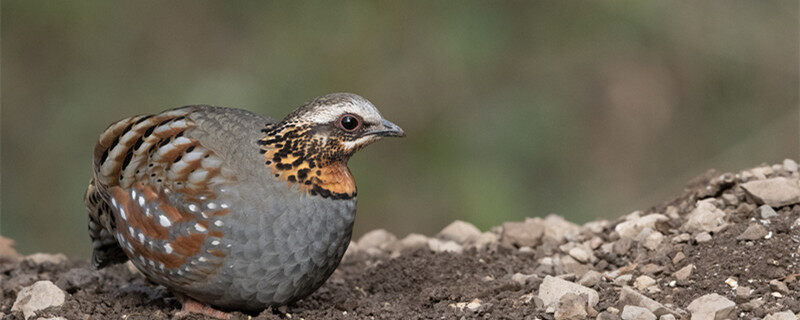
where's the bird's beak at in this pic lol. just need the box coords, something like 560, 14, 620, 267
368, 119, 406, 137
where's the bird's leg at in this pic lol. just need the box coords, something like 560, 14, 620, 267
174, 295, 231, 319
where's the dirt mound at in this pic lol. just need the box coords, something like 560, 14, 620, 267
2, 161, 799, 319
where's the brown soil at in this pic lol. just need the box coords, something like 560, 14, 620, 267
1, 164, 799, 319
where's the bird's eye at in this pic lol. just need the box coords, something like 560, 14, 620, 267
338, 114, 361, 132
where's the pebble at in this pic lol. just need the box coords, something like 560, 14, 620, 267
721, 193, 739, 206
618, 286, 676, 316
659, 315, 676, 320
686, 293, 735, 320
672, 252, 686, 264
389, 233, 429, 254
741, 298, 765, 311
783, 159, 798, 173
613, 238, 634, 256
736, 224, 769, 240
734, 286, 752, 299
598, 312, 622, 320
671, 233, 691, 243
614, 274, 633, 286
769, 279, 790, 294
357, 229, 397, 251
0, 236, 21, 259
682, 199, 727, 233
437, 220, 481, 244
568, 247, 593, 263
674, 264, 694, 281
578, 270, 602, 287
471, 232, 499, 250
538, 275, 599, 313
450, 299, 482, 312
427, 238, 463, 254
634, 276, 656, 291
11, 281, 66, 320
541, 215, 582, 242
501, 220, 544, 247
554, 293, 588, 320
23, 253, 68, 266
740, 177, 800, 207
759, 205, 778, 219
764, 311, 797, 320
615, 214, 669, 240
694, 232, 712, 243
642, 230, 664, 251
510, 273, 538, 286
621, 305, 656, 320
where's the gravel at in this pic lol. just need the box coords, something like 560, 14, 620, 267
1, 160, 799, 319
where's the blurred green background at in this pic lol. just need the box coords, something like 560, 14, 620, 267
2, 1, 798, 258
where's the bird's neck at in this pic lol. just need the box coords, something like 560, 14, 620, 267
258, 122, 357, 200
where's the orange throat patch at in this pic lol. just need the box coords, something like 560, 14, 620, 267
258, 124, 357, 200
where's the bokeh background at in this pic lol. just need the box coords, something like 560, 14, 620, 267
2, 1, 798, 257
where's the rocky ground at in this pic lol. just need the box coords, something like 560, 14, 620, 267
2, 160, 800, 320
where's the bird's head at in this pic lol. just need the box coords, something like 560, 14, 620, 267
259, 93, 404, 199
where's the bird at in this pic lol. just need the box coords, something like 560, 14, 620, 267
84, 93, 404, 317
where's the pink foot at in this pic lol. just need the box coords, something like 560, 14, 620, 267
175, 298, 231, 319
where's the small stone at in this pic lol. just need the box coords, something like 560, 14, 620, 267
0, 236, 21, 259
674, 264, 694, 281
764, 311, 797, 320
740, 298, 764, 311
11, 281, 66, 320
471, 232, 499, 250
672, 252, 686, 265
618, 286, 677, 316
614, 274, 633, 286
437, 220, 482, 244
597, 311, 622, 320
734, 286, 752, 299
686, 293, 735, 320
724, 277, 738, 289
510, 273, 538, 286
769, 279, 790, 294
740, 177, 800, 207
613, 238, 634, 256
389, 233, 429, 254
357, 229, 397, 251
682, 199, 727, 233
737, 224, 769, 240
671, 233, 691, 243
659, 315, 676, 320
642, 231, 664, 251
538, 276, 599, 313
568, 247, 593, 263
639, 264, 664, 275
783, 159, 798, 173
541, 215, 582, 242
621, 305, 656, 320
721, 193, 739, 206
578, 270, 602, 287
759, 205, 778, 219
554, 293, 588, 320
615, 214, 669, 239
23, 253, 68, 266
607, 307, 620, 315
427, 238, 463, 253
501, 220, 544, 247
695, 232, 712, 243
465, 299, 482, 312
634, 276, 656, 291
